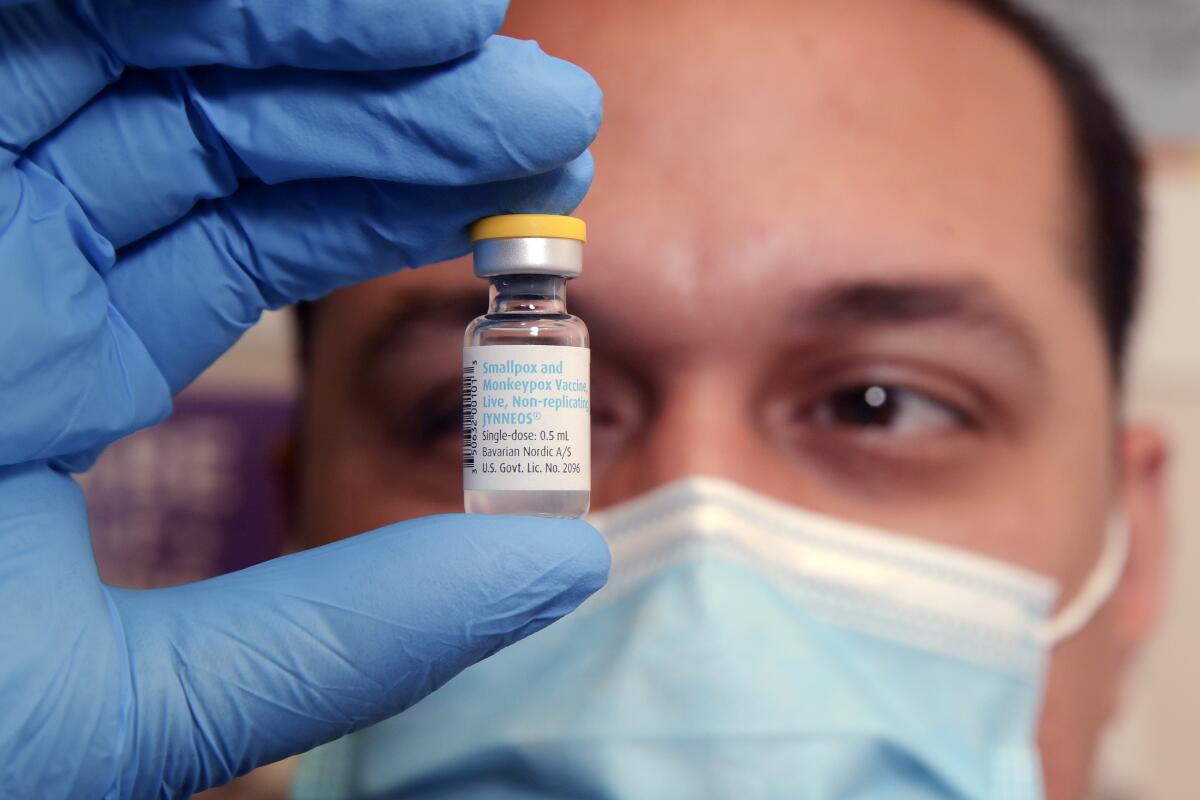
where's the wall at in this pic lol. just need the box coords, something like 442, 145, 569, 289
1098, 152, 1200, 799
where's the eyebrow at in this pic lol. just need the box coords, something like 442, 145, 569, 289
791, 279, 1044, 369
356, 289, 479, 379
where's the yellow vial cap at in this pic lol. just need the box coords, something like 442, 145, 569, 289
470, 214, 587, 244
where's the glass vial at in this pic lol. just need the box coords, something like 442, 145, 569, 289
462, 214, 590, 518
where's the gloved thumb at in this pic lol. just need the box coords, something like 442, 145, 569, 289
104, 513, 610, 797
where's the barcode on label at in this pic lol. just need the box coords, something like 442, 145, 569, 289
462, 360, 477, 472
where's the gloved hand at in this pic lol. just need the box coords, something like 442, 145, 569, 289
0, 1, 608, 797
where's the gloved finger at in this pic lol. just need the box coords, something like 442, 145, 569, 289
84, 0, 509, 70
0, 460, 609, 797
0, 462, 125, 799
0, 1, 121, 168
0, 0, 507, 160
0, 160, 172, 469
0, 152, 589, 470
105, 154, 593, 401
27, 36, 602, 248
107, 514, 610, 797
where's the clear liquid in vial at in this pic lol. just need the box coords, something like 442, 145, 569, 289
464, 489, 590, 518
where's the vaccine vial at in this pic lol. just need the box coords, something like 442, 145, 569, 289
462, 214, 590, 518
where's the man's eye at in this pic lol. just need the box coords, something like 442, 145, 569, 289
417, 400, 463, 441
809, 384, 967, 435
422, 407, 458, 438
382, 384, 462, 448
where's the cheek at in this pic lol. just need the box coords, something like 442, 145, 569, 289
959, 271, 1118, 581
295, 398, 462, 545
300, 449, 462, 544
1038, 603, 1126, 800
326, 423, 471, 538
1016, 360, 1116, 588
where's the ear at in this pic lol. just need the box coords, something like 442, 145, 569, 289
1112, 423, 1170, 649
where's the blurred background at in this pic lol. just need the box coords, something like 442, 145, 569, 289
82, 1, 1198, 797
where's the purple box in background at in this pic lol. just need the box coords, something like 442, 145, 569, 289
80, 392, 294, 589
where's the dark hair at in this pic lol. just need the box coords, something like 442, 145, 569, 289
294, 0, 1143, 379
958, 0, 1144, 381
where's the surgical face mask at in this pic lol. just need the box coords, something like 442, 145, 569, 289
292, 476, 1128, 800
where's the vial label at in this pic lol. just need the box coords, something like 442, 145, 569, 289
463, 345, 590, 492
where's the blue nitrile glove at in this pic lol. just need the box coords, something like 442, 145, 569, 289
0, 1, 608, 797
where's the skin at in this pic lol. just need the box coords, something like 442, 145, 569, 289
285, 0, 1169, 797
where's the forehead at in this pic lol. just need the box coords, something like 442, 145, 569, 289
501, 0, 1082, 315
320, 0, 1101, 378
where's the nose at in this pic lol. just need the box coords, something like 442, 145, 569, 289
593, 368, 771, 510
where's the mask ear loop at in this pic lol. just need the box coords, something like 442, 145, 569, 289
1037, 514, 1130, 646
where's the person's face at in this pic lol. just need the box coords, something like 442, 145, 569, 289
290, 0, 1167, 797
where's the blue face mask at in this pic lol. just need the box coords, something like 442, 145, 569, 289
292, 476, 1128, 800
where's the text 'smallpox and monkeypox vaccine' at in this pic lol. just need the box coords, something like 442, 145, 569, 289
462, 215, 590, 518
